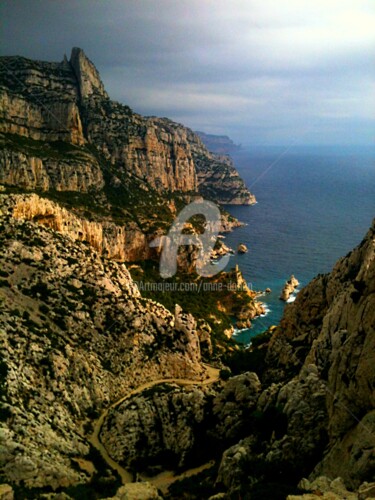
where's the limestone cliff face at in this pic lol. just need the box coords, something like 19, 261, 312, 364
266, 220, 375, 390
70, 47, 108, 100
0, 48, 255, 204
80, 104, 197, 193
0, 56, 84, 145
11, 193, 150, 261
196, 153, 256, 205
8, 193, 215, 270
186, 127, 256, 204
0, 139, 104, 192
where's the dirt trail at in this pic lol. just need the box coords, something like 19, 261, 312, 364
89, 364, 220, 488
140, 459, 216, 494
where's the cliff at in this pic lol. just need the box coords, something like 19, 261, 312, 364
1, 46, 372, 500
0, 48, 254, 204
10, 193, 150, 262
196, 131, 241, 154
102, 219, 375, 498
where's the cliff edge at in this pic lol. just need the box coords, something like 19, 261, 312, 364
0, 48, 255, 205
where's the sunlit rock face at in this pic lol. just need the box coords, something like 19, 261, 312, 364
0, 48, 255, 203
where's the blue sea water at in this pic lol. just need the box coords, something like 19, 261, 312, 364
222, 145, 375, 344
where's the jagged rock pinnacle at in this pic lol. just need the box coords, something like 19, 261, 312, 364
69, 47, 108, 99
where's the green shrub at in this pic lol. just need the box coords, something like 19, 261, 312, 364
39, 303, 49, 315
219, 368, 231, 381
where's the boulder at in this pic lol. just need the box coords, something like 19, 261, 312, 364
237, 244, 248, 254
280, 275, 300, 301
0, 485, 14, 500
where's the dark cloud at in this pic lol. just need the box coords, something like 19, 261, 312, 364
1, 0, 374, 145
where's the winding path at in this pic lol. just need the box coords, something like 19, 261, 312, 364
88, 364, 220, 488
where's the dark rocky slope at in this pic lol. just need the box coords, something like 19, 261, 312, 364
0, 194, 206, 493
211, 219, 375, 498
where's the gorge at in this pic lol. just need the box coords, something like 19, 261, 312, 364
0, 48, 374, 500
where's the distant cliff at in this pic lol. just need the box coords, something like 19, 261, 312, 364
0, 48, 254, 205
196, 131, 241, 154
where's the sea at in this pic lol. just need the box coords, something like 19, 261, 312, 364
222, 145, 375, 345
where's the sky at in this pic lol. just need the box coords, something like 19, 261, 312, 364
1, 0, 374, 146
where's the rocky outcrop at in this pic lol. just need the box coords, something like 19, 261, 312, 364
237, 243, 248, 254
286, 476, 375, 500
0, 136, 104, 192
212, 372, 261, 442
193, 150, 256, 205
105, 482, 162, 500
70, 47, 108, 100
219, 211, 244, 232
0, 56, 84, 145
8, 193, 242, 271
11, 193, 150, 261
280, 274, 299, 301
216, 265, 265, 329
0, 193, 207, 490
99, 371, 261, 478
0, 484, 14, 500
101, 383, 215, 470
287, 476, 375, 499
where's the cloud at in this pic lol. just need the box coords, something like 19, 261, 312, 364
1, 0, 374, 144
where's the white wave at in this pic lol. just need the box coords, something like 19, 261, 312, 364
286, 286, 301, 303
232, 326, 251, 335
260, 306, 271, 317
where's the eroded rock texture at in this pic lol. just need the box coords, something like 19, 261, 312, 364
213, 220, 375, 497
0, 194, 205, 490
0, 48, 254, 204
